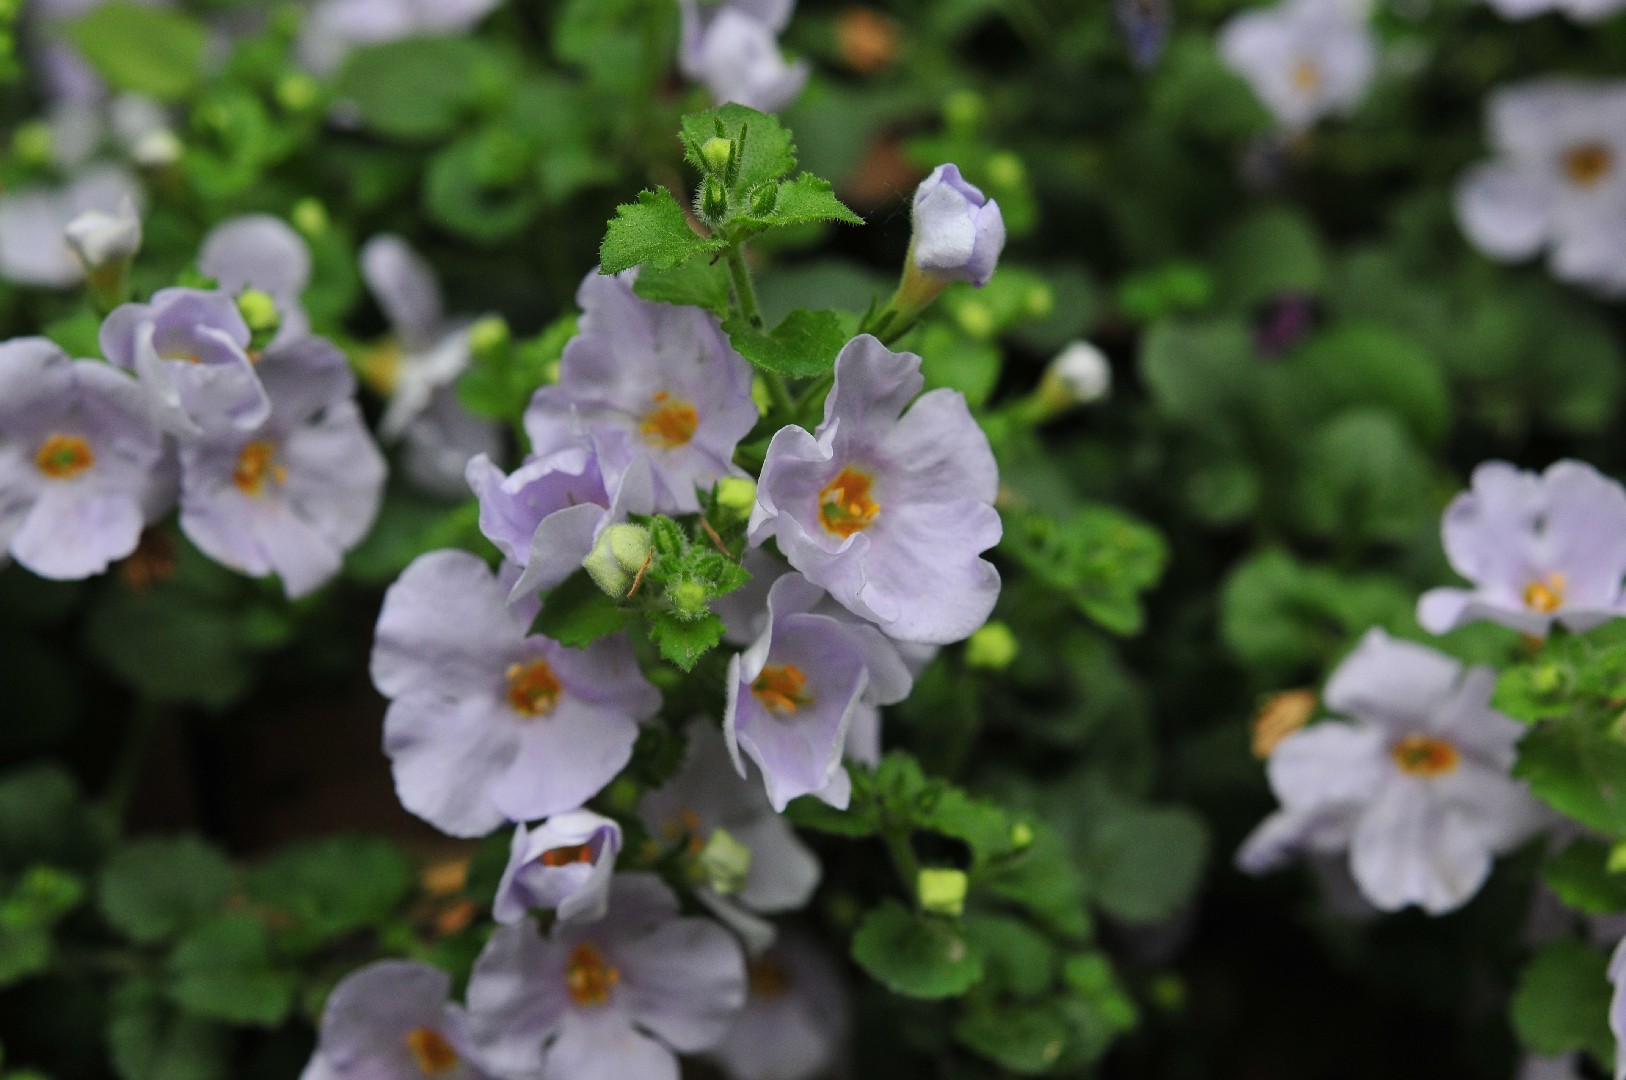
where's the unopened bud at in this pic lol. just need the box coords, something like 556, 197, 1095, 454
64, 199, 142, 273
1042, 340, 1112, 411
700, 135, 734, 175
964, 621, 1018, 671
917, 867, 968, 917
1609, 842, 1626, 875
131, 128, 182, 169
667, 578, 710, 618
748, 183, 779, 218
12, 120, 52, 167
698, 176, 729, 225
292, 197, 328, 238
276, 73, 319, 113
468, 315, 510, 361
1010, 821, 1034, 850
943, 89, 985, 133
696, 827, 753, 895
583, 524, 652, 598
987, 151, 1025, 189
714, 476, 757, 519
236, 289, 280, 338
955, 299, 995, 341
1024, 283, 1054, 319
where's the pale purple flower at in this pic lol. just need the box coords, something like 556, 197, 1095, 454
100, 287, 268, 437
299, 959, 498, 1080
371, 549, 661, 837
1521, 1055, 1586, 1080
493, 811, 622, 927
198, 215, 313, 344
467, 873, 746, 1080
1117, 0, 1171, 70
177, 339, 384, 598
63, 198, 141, 275
297, 0, 504, 74
708, 934, 849, 1080
1238, 629, 1545, 915
359, 234, 501, 498
0, 164, 142, 288
750, 334, 1001, 645
1217, 0, 1377, 133
910, 165, 1006, 288
1455, 80, 1626, 296
640, 722, 820, 950
678, 0, 808, 113
1418, 460, 1626, 637
0, 337, 164, 579
1485, 0, 1626, 22
1611, 936, 1626, 1080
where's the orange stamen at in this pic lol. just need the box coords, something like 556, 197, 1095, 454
35, 434, 95, 479
1563, 143, 1613, 187
752, 664, 811, 716
404, 1027, 460, 1075
640, 391, 700, 449
1391, 734, 1460, 777
505, 659, 562, 717
1524, 572, 1567, 614
232, 440, 287, 497
818, 467, 880, 537
541, 843, 594, 868
565, 942, 620, 1007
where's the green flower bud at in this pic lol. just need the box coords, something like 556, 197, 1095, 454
667, 578, 710, 619
12, 120, 52, 167
468, 315, 510, 361
1609, 842, 1626, 875
237, 289, 280, 337
700, 135, 734, 175
1010, 821, 1034, 850
955, 299, 995, 341
964, 621, 1018, 671
943, 89, 985, 133
698, 175, 730, 225
696, 827, 753, 895
276, 73, 319, 113
1024, 283, 1054, 319
748, 183, 779, 218
987, 151, 1026, 189
583, 523, 653, 598
714, 477, 758, 519
917, 867, 968, 917
292, 198, 328, 238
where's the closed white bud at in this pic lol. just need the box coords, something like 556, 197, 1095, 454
64, 199, 142, 272
1044, 340, 1112, 407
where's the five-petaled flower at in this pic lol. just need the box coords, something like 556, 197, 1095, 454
1217, 0, 1377, 134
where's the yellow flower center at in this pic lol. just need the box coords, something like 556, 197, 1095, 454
748, 957, 790, 1000
1563, 142, 1614, 188
1251, 688, 1317, 759
1391, 733, 1460, 777
34, 434, 94, 479
1291, 60, 1321, 93
661, 808, 708, 856
752, 664, 812, 717
540, 843, 594, 868
505, 659, 562, 717
818, 467, 880, 537
404, 1027, 459, 1075
639, 391, 699, 449
232, 440, 287, 497
1523, 572, 1566, 614
565, 942, 620, 1007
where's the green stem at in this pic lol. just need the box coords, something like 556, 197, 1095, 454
726, 245, 796, 419
882, 820, 923, 901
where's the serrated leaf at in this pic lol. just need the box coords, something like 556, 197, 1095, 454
982, 823, 1092, 940
99, 837, 232, 944
67, 3, 206, 101
1510, 940, 1614, 1062
784, 793, 881, 837
735, 174, 863, 230
634, 260, 731, 317
851, 900, 983, 999
648, 611, 726, 671
680, 104, 798, 194
165, 915, 295, 1026
1516, 716, 1626, 839
531, 572, 633, 648
600, 188, 724, 274
999, 504, 1167, 636
723, 309, 850, 378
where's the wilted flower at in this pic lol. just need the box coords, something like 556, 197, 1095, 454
371, 549, 660, 837
1455, 80, 1626, 296
298, 0, 505, 74
299, 959, 498, 1080
1238, 629, 1544, 915
0, 164, 142, 288
467, 873, 746, 1080
750, 334, 1001, 645
494, 811, 622, 927
910, 164, 1006, 288
678, 0, 809, 113
1418, 460, 1626, 637
708, 934, 850, 1080
198, 215, 314, 345
0, 337, 164, 580
177, 339, 385, 598
1217, 0, 1377, 133
525, 270, 757, 515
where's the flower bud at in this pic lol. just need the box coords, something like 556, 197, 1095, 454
468, 315, 510, 362
943, 89, 985, 134
64, 199, 142, 275
698, 175, 730, 225
236, 288, 281, 339
1010, 821, 1034, 850
276, 72, 320, 113
747, 182, 778, 218
583, 524, 653, 598
917, 867, 968, 917
292, 197, 328, 238
700, 135, 734, 175
909, 163, 1006, 288
696, 827, 753, 896
667, 577, 710, 619
1037, 340, 1112, 415
714, 476, 757, 520
12, 120, 52, 167
964, 621, 1018, 671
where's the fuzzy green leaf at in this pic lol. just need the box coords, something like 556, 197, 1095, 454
851, 900, 984, 999
722, 309, 850, 378
68, 3, 207, 101
531, 572, 633, 648
600, 188, 724, 274
634, 260, 732, 317
648, 611, 726, 672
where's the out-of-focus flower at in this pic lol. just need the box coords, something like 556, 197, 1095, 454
751, 334, 1001, 645
836, 8, 900, 74
708, 934, 850, 1080
176, 339, 384, 598
1418, 460, 1626, 637
298, 959, 498, 1080
1036, 340, 1113, 413
63, 198, 141, 278
910, 165, 1006, 289
199, 215, 313, 345
1238, 629, 1545, 915
1217, 0, 1377, 133
525, 270, 756, 516
467, 873, 746, 1080
678, 0, 809, 113
1484, 0, 1626, 21
1455, 80, 1626, 297
0, 337, 164, 579
1611, 936, 1626, 1080
493, 811, 622, 927
297, 0, 505, 75
1117, 0, 1172, 70
371, 549, 660, 837
0, 164, 142, 288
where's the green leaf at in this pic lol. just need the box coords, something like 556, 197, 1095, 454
784, 793, 881, 837
1287, 324, 1451, 447
963, 914, 1055, 998
1087, 803, 1208, 924
1138, 319, 1257, 430
425, 132, 541, 245
981, 823, 1092, 940
1209, 206, 1325, 310
737, 174, 862, 229
164, 915, 295, 1026
108, 979, 229, 1080
956, 1003, 1072, 1074
680, 104, 798, 194
1510, 940, 1614, 1063
0, 765, 107, 869
1295, 410, 1435, 545
0, 927, 50, 990
99, 837, 232, 944
600, 188, 724, 274
648, 611, 726, 672
335, 37, 501, 141
1516, 716, 1626, 839
531, 572, 633, 648
1544, 838, 1626, 915
999, 504, 1168, 636
851, 900, 984, 999
67, 3, 206, 101
918, 323, 1002, 408
634, 260, 732, 317
722, 309, 851, 378
245, 836, 414, 943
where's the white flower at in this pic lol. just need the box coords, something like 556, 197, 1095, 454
0, 164, 142, 288
1045, 340, 1112, 406
63, 197, 141, 273
1218, 0, 1378, 133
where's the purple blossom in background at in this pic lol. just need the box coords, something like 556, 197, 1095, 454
1116, 0, 1171, 70
494, 810, 622, 927
910, 165, 1006, 288
176, 338, 381, 598
1217, 0, 1377, 134
101, 287, 269, 437
751, 334, 1001, 645
1418, 460, 1626, 637
467, 873, 746, 1080
1253, 292, 1321, 358
1484, 0, 1626, 22
1611, 936, 1626, 1080
198, 215, 313, 345
0, 164, 141, 288
525, 270, 756, 515
372, 549, 660, 837
360, 234, 502, 497
0, 337, 164, 579
1455, 80, 1626, 297
299, 959, 498, 1080
1238, 629, 1544, 915
297, 0, 504, 74
640, 721, 820, 950
678, 0, 809, 113
708, 933, 850, 1080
